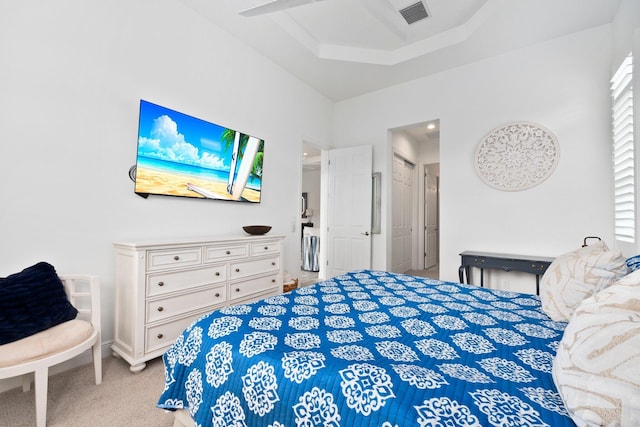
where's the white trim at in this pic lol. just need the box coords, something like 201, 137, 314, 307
612, 53, 635, 245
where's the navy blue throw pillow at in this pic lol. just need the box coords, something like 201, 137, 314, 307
626, 254, 640, 272
0, 262, 78, 345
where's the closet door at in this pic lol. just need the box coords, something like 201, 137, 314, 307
392, 153, 414, 273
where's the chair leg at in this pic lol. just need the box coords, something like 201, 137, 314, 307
34, 367, 49, 427
92, 342, 102, 385
22, 373, 33, 392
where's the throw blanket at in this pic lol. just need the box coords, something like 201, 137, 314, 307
158, 270, 574, 426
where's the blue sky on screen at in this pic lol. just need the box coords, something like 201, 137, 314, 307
137, 100, 229, 170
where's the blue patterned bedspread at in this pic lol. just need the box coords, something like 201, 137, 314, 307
158, 270, 574, 426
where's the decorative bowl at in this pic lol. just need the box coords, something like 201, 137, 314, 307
242, 225, 272, 235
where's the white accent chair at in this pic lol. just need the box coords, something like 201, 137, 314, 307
0, 275, 102, 427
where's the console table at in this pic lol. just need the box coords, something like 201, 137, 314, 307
458, 251, 555, 295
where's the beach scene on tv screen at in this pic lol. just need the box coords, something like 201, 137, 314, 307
134, 100, 263, 202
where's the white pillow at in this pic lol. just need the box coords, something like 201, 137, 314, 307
553, 271, 640, 426
540, 241, 627, 321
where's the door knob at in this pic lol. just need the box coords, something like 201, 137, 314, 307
361, 231, 370, 236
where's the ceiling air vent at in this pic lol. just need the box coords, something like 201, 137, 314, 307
399, 1, 429, 25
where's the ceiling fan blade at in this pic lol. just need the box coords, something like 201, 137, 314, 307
239, 0, 325, 17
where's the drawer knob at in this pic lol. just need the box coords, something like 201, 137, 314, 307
235, 288, 240, 292
264, 246, 268, 250
215, 292, 220, 298
157, 306, 164, 312
158, 281, 164, 287
157, 333, 163, 339
271, 279, 276, 283
215, 272, 220, 276
271, 262, 276, 266
226, 250, 231, 255
174, 255, 180, 261
235, 268, 240, 272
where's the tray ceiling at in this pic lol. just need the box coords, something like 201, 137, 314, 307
179, 0, 621, 101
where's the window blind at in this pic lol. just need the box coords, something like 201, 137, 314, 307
612, 54, 634, 243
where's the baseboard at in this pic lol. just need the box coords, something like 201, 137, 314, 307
0, 340, 114, 394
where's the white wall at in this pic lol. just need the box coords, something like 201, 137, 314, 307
335, 25, 615, 290
0, 0, 333, 346
612, 0, 640, 68
1, 1, 634, 377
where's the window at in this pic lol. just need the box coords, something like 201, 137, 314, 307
612, 53, 634, 243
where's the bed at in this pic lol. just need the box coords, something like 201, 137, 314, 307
158, 269, 576, 426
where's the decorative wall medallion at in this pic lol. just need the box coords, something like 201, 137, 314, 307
475, 121, 560, 191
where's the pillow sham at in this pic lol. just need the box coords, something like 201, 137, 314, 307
0, 262, 78, 345
540, 241, 627, 321
553, 272, 640, 426
625, 254, 640, 272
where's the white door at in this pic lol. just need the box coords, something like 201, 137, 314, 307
326, 146, 372, 278
392, 154, 414, 273
424, 164, 439, 269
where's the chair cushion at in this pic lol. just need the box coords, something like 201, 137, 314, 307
539, 241, 627, 321
0, 262, 78, 345
0, 319, 94, 367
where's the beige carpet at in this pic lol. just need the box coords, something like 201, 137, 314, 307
406, 266, 439, 280
0, 356, 175, 427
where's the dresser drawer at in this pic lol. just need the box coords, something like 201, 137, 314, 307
250, 241, 280, 256
147, 247, 202, 271
204, 244, 249, 262
146, 266, 226, 297
230, 257, 279, 279
145, 311, 209, 354
146, 285, 226, 323
229, 274, 279, 301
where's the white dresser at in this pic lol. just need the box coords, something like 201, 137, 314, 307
112, 235, 284, 372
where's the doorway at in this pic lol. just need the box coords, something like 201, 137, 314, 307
424, 163, 440, 270
390, 119, 440, 278
300, 142, 373, 283
300, 141, 323, 285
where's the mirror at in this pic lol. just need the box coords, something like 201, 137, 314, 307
372, 172, 381, 234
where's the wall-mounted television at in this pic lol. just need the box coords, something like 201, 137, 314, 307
134, 100, 264, 203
